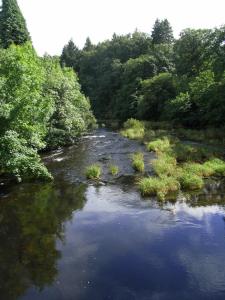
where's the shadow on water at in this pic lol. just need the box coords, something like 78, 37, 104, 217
0, 181, 87, 300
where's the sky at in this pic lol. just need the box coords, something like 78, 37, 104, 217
18, 0, 225, 56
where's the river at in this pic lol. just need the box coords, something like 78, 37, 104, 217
1, 129, 225, 300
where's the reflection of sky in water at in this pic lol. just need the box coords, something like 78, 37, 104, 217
21, 184, 225, 300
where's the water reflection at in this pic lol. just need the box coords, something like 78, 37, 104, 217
0, 182, 86, 300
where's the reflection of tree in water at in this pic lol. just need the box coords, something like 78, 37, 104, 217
0, 182, 87, 300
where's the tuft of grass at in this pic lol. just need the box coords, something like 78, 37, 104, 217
182, 162, 214, 178
109, 164, 119, 176
121, 118, 145, 140
139, 176, 180, 201
131, 152, 145, 173
147, 137, 171, 153
204, 158, 225, 176
152, 153, 177, 177
179, 171, 204, 190
85, 164, 101, 180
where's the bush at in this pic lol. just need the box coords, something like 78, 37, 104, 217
0, 131, 52, 182
85, 164, 102, 180
131, 152, 145, 172
109, 164, 119, 176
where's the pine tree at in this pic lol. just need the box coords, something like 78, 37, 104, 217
83, 37, 94, 51
60, 39, 81, 71
0, 0, 31, 48
151, 19, 174, 45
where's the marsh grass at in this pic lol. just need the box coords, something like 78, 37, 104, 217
122, 119, 225, 200
109, 164, 119, 176
139, 176, 180, 201
131, 152, 145, 173
147, 137, 171, 153
121, 118, 145, 140
85, 164, 102, 180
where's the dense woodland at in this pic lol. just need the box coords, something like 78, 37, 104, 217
61, 20, 225, 127
0, 0, 225, 183
0, 0, 96, 181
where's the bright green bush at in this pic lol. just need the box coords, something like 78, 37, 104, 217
0, 131, 52, 182
85, 164, 102, 180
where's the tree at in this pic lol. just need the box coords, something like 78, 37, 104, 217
0, 0, 30, 48
0, 43, 53, 181
83, 37, 94, 51
60, 39, 81, 72
42, 56, 96, 148
151, 19, 174, 45
174, 29, 212, 78
137, 73, 177, 120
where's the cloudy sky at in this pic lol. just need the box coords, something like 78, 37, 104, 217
18, 0, 225, 56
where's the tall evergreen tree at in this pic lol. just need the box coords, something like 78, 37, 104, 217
0, 0, 31, 48
60, 39, 81, 71
83, 37, 94, 51
151, 19, 174, 45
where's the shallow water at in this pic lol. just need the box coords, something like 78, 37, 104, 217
1, 129, 225, 300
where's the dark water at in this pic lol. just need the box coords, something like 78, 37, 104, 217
1, 129, 225, 300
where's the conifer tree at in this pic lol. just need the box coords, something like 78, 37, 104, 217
151, 19, 174, 45
60, 39, 81, 71
83, 37, 94, 51
0, 0, 31, 48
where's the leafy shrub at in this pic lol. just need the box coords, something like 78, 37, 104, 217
0, 131, 52, 182
85, 164, 102, 180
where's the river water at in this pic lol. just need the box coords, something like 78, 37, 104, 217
1, 129, 225, 300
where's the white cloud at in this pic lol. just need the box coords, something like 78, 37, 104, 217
18, 0, 225, 56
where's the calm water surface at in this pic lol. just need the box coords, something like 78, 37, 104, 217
1, 129, 225, 300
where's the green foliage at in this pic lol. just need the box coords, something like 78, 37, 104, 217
204, 159, 225, 176
0, 131, 52, 181
138, 73, 177, 120
131, 152, 145, 173
147, 137, 171, 153
85, 164, 102, 180
109, 164, 119, 176
0, 0, 30, 48
42, 56, 96, 148
60, 39, 81, 71
179, 172, 204, 190
138, 176, 180, 200
151, 19, 174, 45
121, 118, 145, 139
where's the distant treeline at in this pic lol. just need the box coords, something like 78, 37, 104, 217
61, 19, 225, 128
0, 0, 95, 181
